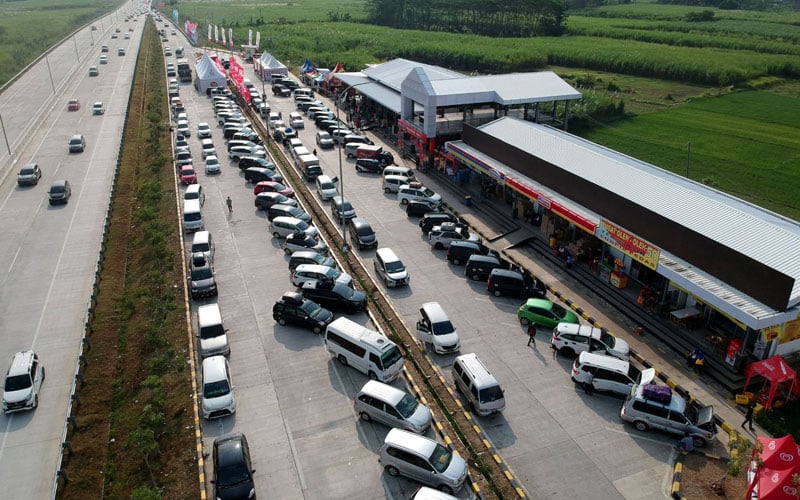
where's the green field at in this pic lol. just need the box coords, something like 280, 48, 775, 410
0, 0, 122, 86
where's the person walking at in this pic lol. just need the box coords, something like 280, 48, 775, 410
742, 401, 756, 431
583, 372, 594, 395
226, 196, 233, 214
527, 324, 536, 346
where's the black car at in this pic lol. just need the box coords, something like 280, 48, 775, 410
300, 281, 367, 314
288, 250, 336, 271
376, 151, 394, 166
232, 129, 262, 144
406, 201, 439, 218
273, 78, 299, 90
355, 158, 385, 174
273, 292, 334, 334
272, 84, 291, 97
212, 433, 255, 500
267, 204, 311, 223
239, 156, 276, 171
245, 167, 282, 184
255, 192, 297, 211
487, 268, 547, 299
420, 212, 461, 234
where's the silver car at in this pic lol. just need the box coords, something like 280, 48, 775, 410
379, 429, 468, 494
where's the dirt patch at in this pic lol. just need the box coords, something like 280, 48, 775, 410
679, 452, 748, 499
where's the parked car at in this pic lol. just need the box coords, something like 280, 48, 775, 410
239, 156, 276, 171
288, 250, 336, 271
254, 192, 296, 211
486, 269, 545, 298
355, 158, 385, 174
316, 175, 338, 201
188, 254, 218, 299
17, 163, 42, 186
205, 155, 221, 175
266, 204, 311, 223
272, 84, 291, 97
179, 165, 198, 185
282, 233, 328, 255
197, 122, 212, 138
229, 145, 266, 162
420, 212, 460, 234
517, 298, 579, 329
244, 167, 282, 184
200, 138, 216, 159
428, 222, 481, 250
290, 264, 352, 287
289, 112, 304, 129
253, 181, 294, 197
273, 292, 334, 334
270, 216, 317, 239
300, 280, 366, 314
175, 149, 193, 168
330, 195, 356, 223
405, 201, 438, 218
348, 217, 378, 250
571, 351, 655, 397
551, 323, 630, 360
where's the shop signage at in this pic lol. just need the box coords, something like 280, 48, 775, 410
597, 220, 661, 270
537, 194, 551, 210
504, 176, 596, 234
447, 145, 504, 181
398, 119, 427, 141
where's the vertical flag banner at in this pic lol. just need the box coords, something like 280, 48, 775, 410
207, 24, 211, 42
172, 8, 178, 24
255, 31, 260, 49
214, 25, 219, 44
228, 28, 233, 49
185, 19, 198, 45
248, 29, 253, 46
221, 27, 226, 47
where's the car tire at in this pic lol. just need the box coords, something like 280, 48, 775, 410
384, 187, 392, 194
452, 258, 460, 265
337, 354, 348, 366
434, 242, 444, 250
493, 289, 502, 297
273, 232, 281, 239
633, 420, 649, 432
284, 248, 293, 255
42, 367, 45, 381
34, 394, 38, 408
278, 318, 287, 326
561, 347, 575, 357
359, 411, 371, 422
368, 371, 378, 381
692, 436, 706, 448
312, 325, 323, 334
385, 466, 399, 477
437, 485, 453, 495
519, 317, 530, 326
400, 198, 409, 205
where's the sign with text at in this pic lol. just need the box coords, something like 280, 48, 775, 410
597, 220, 661, 270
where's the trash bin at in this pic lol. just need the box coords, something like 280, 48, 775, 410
464, 195, 472, 206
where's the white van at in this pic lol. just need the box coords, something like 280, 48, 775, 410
316, 174, 338, 201
571, 351, 655, 396
383, 165, 414, 180
201, 355, 235, 419
183, 199, 203, 232
197, 303, 229, 357
292, 145, 310, 161
382, 175, 408, 194
416, 302, 460, 355
398, 184, 442, 207
374, 247, 410, 287
296, 154, 322, 181
452, 353, 505, 416
293, 88, 313, 100
184, 184, 204, 206
354, 380, 432, 433
325, 317, 404, 382
190, 230, 214, 262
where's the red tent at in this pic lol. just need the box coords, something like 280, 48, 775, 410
743, 355, 799, 410
757, 436, 800, 470
754, 467, 799, 499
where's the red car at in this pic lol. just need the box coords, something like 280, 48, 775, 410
253, 181, 294, 198
179, 165, 198, 185
67, 99, 81, 111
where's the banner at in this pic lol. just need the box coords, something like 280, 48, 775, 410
255, 31, 260, 49
221, 27, 226, 47
207, 24, 211, 42
214, 25, 219, 44
596, 219, 661, 270
172, 8, 178, 24
184, 19, 198, 45
228, 28, 233, 49
248, 29, 253, 46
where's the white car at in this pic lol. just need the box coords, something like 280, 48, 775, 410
268, 112, 283, 128
197, 122, 212, 138
200, 138, 216, 159
550, 323, 630, 360
92, 102, 105, 115
427, 222, 481, 250
201, 356, 235, 419
2, 351, 45, 414
289, 112, 305, 129
269, 216, 318, 239
316, 175, 338, 201
290, 264, 352, 288
176, 119, 190, 137
398, 184, 442, 207
205, 155, 221, 174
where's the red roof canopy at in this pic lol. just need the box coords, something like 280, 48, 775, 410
744, 355, 799, 409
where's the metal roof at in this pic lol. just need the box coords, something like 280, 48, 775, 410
362, 58, 463, 92
460, 117, 800, 325
429, 72, 582, 106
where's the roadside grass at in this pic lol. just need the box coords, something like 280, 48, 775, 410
0, 0, 122, 86
58, 19, 196, 499
579, 91, 800, 220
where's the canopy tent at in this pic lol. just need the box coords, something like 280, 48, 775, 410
300, 59, 316, 73
747, 435, 800, 500
194, 52, 227, 95
743, 355, 800, 410
757, 436, 800, 470
254, 53, 287, 82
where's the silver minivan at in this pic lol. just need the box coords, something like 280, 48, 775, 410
183, 199, 203, 232
416, 302, 461, 355
374, 247, 410, 287
190, 230, 214, 262
379, 428, 468, 494
201, 356, 235, 419
452, 353, 505, 416
354, 380, 431, 433
197, 303, 229, 357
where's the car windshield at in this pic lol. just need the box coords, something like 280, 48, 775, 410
274, 183, 287, 191
479, 385, 505, 404
422, 188, 435, 197
395, 393, 419, 418
51, 185, 65, 194
319, 181, 334, 189
183, 168, 195, 175
20, 167, 34, 175
300, 300, 323, 318
200, 324, 224, 340
379, 345, 403, 371
295, 220, 309, 231
431, 320, 455, 336
203, 379, 230, 399
4, 374, 32, 391
185, 212, 201, 222
552, 303, 568, 319
429, 443, 453, 474
385, 261, 405, 273
324, 268, 340, 280
332, 283, 353, 298
341, 201, 353, 211
191, 267, 213, 280
600, 331, 615, 347
217, 456, 251, 487
356, 226, 373, 236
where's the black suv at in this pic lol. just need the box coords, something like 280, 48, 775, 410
238, 156, 276, 171
272, 84, 291, 97
255, 192, 297, 211
300, 281, 366, 314
348, 217, 378, 250
487, 269, 547, 298
244, 167, 281, 184
273, 292, 334, 334
273, 77, 299, 90
355, 159, 384, 174
420, 212, 461, 235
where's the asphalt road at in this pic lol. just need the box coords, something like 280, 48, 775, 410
0, 3, 146, 498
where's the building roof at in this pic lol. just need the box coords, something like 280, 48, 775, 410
450, 117, 800, 327
363, 58, 463, 92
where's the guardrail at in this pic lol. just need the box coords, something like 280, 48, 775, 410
50, 11, 140, 497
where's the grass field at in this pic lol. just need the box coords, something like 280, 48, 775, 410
0, 0, 122, 86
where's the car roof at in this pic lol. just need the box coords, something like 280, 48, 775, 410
7, 351, 35, 376
294, 264, 332, 274
214, 432, 247, 463
384, 428, 437, 456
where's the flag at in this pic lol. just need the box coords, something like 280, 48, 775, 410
255, 31, 260, 49
214, 25, 219, 44
221, 26, 226, 46
248, 29, 253, 46
228, 28, 233, 49
207, 24, 211, 42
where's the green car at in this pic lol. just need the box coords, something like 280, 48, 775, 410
517, 298, 579, 329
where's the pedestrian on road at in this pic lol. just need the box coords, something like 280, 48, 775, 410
742, 401, 756, 431
226, 196, 233, 214
583, 372, 594, 395
527, 323, 536, 346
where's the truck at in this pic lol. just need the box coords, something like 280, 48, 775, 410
296, 154, 322, 181
177, 59, 192, 82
